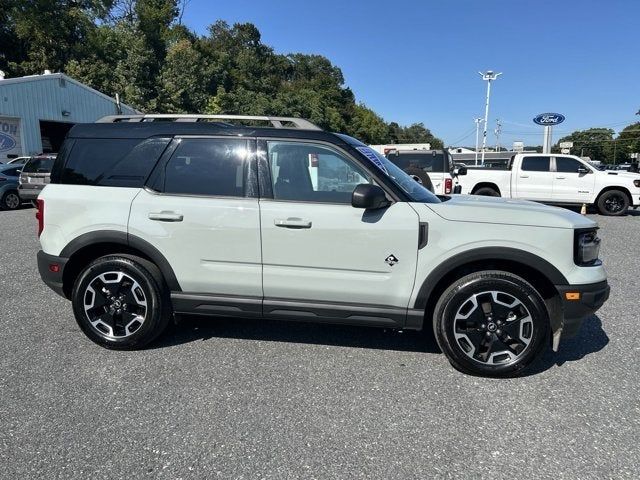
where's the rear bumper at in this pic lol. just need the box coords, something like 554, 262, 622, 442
555, 280, 610, 338
18, 185, 43, 200
37, 250, 68, 298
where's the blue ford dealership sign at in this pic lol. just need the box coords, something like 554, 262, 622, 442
533, 113, 565, 126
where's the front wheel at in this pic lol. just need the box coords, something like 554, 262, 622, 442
433, 271, 549, 377
597, 190, 629, 216
71, 255, 171, 349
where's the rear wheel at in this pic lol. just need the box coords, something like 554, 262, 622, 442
71, 255, 171, 349
473, 186, 500, 197
597, 190, 629, 216
404, 167, 434, 192
1, 190, 20, 210
433, 270, 549, 377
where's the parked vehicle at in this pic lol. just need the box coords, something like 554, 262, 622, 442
456, 153, 640, 215
0, 164, 24, 210
18, 155, 56, 204
36, 114, 609, 377
6, 156, 31, 165
383, 148, 457, 195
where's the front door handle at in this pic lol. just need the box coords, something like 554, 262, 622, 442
274, 217, 312, 229
148, 211, 184, 222
520, 175, 530, 178
555, 176, 566, 179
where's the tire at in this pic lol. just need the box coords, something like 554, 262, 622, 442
404, 167, 434, 192
597, 190, 629, 216
432, 270, 549, 377
71, 255, 172, 350
473, 186, 500, 197
0, 190, 21, 210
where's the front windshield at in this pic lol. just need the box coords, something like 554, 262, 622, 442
336, 134, 440, 203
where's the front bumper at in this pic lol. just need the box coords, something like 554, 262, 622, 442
37, 250, 68, 298
555, 280, 610, 338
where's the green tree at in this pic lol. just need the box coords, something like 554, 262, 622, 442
556, 128, 615, 162
389, 122, 444, 148
347, 104, 390, 144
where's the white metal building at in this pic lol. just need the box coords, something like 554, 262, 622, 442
0, 71, 137, 161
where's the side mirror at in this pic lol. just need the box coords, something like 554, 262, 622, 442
577, 167, 590, 174
454, 166, 468, 176
352, 184, 390, 210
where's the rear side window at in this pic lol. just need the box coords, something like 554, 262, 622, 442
22, 157, 55, 173
162, 138, 249, 197
385, 152, 446, 172
59, 138, 170, 187
521, 156, 551, 172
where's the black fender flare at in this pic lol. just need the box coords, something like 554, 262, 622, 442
413, 247, 568, 310
60, 230, 181, 291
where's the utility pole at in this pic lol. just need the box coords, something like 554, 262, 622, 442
495, 118, 502, 152
479, 71, 502, 165
474, 118, 484, 165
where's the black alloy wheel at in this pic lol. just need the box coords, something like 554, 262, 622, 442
597, 190, 629, 216
72, 255, 171, 349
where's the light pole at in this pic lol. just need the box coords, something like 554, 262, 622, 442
495, 118, 502, 152
474, 118, 483, 165
479, 70, 502, 165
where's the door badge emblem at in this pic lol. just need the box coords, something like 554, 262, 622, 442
385, 254, 399, 267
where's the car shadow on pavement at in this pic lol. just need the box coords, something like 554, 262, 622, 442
152, 315, 441, 354
524, 314, 609, 376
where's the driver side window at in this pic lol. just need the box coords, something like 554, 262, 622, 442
268, 141, 371, 203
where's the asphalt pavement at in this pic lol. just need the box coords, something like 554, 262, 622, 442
0, 207, 638, 479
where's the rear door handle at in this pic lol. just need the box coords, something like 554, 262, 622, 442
148, 211, 184, 222
519, 175, 530, 178
274, 217, 312, 229
556, 176, 566, 179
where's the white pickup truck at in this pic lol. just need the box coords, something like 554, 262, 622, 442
455, 153, 640, 215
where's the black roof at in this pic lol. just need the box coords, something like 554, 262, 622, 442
67, 122, 347, 145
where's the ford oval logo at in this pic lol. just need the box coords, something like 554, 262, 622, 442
0, 132, 17, 152
533, 113, 565, 126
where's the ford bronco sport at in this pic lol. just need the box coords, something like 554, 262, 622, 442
36, 114, 610, 377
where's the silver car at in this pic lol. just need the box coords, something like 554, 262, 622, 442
18, 155, 56, 204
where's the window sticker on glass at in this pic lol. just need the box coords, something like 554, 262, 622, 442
356, 147, 388, 174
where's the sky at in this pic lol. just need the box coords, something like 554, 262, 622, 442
182, 0, 640, 147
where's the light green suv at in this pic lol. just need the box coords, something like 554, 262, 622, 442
36, 115, 610, 377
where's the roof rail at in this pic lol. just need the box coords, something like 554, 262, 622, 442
96, 114, 322, 131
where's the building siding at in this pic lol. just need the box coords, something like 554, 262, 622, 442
0, 74, 136, 156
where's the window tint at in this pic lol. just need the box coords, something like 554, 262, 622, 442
269, 141, 371, 203
521, 156, 551, 172
60, 138, 169, 187
556, 157, 586, 173
23, 157, 55, 173
385, 152, 446, 172
163, 138, 248, 197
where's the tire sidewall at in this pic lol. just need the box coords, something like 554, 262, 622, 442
474, 187, 500, 197
404, 167, 435, 192
71, 256, 166, 349
434, 272, 549, 377
598, 190, 629, 216
1, 191, 20, 210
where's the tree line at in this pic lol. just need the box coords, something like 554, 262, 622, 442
0, 0, 443, 147
555, 121, 640, 164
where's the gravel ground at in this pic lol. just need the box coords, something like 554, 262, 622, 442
0, 207, 638, 479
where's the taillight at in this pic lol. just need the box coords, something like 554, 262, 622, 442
445, 178, 453, 194
36, 199, 44, 237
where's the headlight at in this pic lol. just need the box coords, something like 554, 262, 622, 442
574, 229, 601, 266
634, 179, 640, 188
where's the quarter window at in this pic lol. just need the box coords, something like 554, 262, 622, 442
521, 156, 551, 172
268, 141, 371, 203
163, 138, 249, 197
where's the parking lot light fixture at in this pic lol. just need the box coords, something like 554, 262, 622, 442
479, 70, 502, 166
